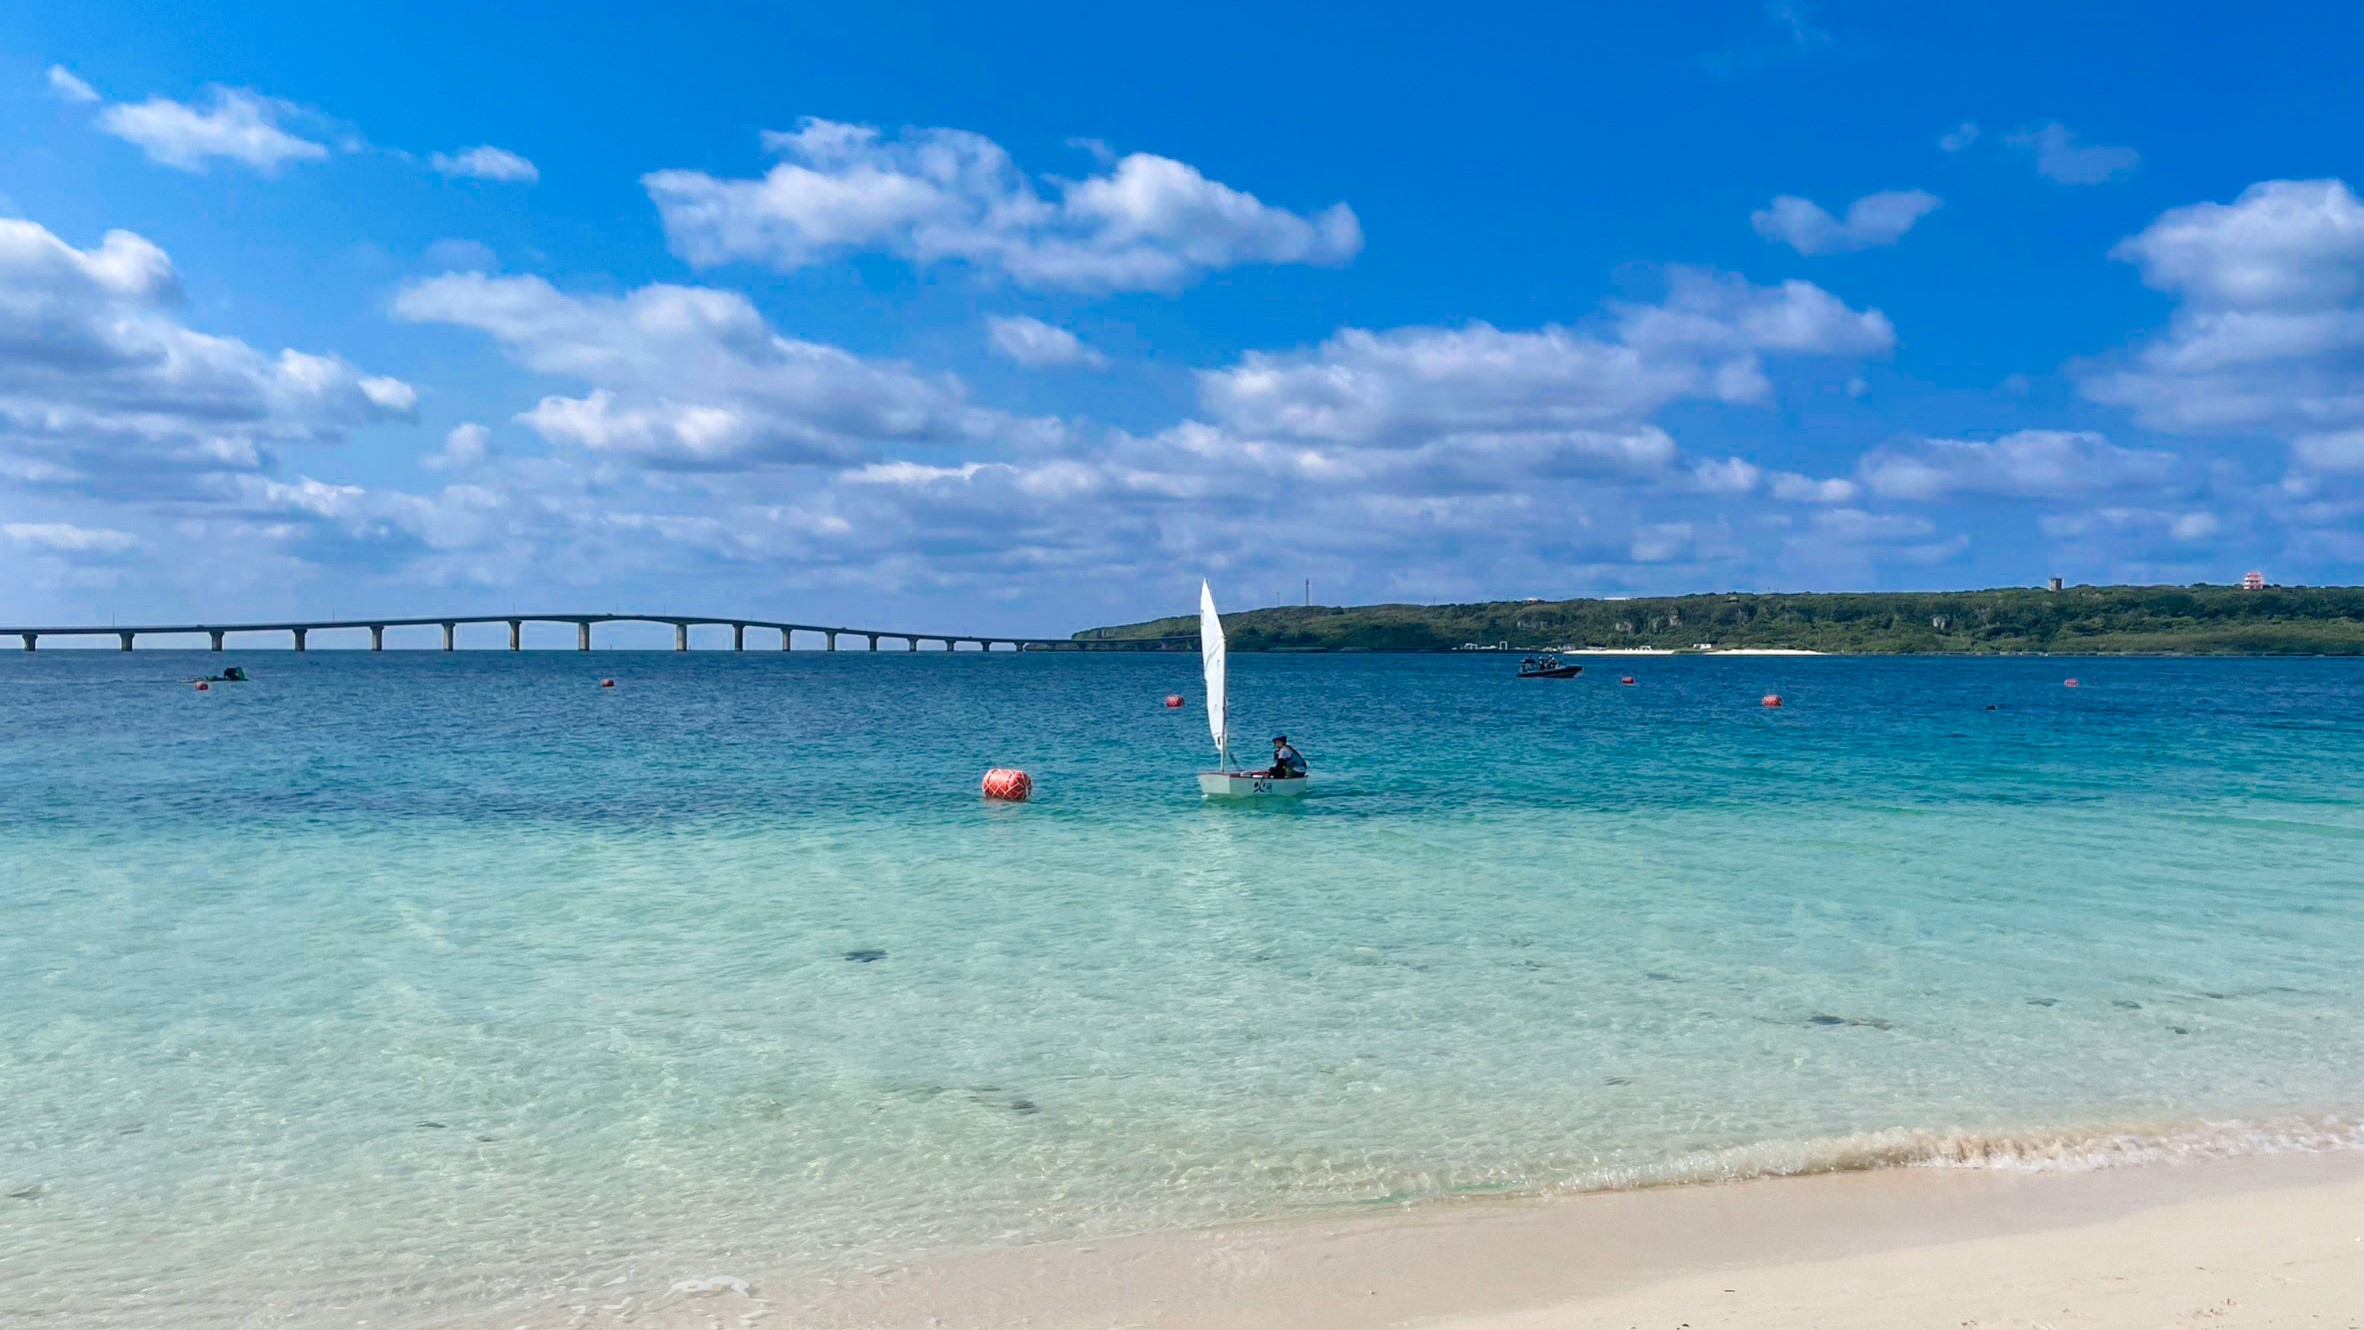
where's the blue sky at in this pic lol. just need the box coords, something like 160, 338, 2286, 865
4, 1, 2362, 636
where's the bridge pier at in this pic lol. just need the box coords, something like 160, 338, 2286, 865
441, 622, 455, 651
825, 631, 836, 652
508, 619, 521, 651
117, 631, 133, 652
906, 636, 919, 651
210, 630, 225, 651
293, 627, 307, 652
781, 627, 794, 651
675, 623, 689, 652
732, 623, 745, 652
579, 622, 591, 652
19, 633, 32, 652
865, 634, 877, 651
370, 625, 385, 652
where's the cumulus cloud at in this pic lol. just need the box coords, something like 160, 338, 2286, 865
430, 145, 538, 183
1768, 471, 1859, 503
96, 87, 329, 174
1199, 268, 1892, 446
985, 315, 1107, 368
1938, 122, 1979, 152
343, 268, 1902, 604
643, 118, 1362, 292
425, 422, 491, 470
0, 217, 414, 499
1751, 190, 1941, 254
393, 271, 1006, 467
45, 66, 100, 105
1859, 430, 2176, 500
2082, 179, 2364, 434
2009, 123, 2138, 185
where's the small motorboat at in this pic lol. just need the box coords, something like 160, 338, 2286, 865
1517, 654, 1584, 679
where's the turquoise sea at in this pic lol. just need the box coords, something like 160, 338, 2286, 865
4, 650, 2363, 1328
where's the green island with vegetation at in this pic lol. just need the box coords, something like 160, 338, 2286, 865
1077, 585, 2364, 655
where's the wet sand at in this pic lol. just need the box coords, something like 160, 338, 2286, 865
612, 1149, 2364, 1330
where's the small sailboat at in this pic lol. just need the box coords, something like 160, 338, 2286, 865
1197, 581, 1309, 798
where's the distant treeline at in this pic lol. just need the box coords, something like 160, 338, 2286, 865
1076, 586, 2364, 654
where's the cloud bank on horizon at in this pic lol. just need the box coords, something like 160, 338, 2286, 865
5, 3, 2363, 632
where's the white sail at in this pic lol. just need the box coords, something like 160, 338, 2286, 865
1199, 579, 1228, 766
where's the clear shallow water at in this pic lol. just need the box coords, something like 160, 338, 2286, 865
3, 650, 2362, 1327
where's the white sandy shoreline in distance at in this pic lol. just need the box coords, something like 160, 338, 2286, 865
548, 1148, 2364, 1330
1541, 646, 1827, 655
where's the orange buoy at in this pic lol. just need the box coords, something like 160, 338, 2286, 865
1163, 694, 1185, 708
1620, 675, 1636, 686
194, 680, 210, 691
601, 678, 616, 689
2063, 678, 2080, 688
981, 768, 1033, 802
1761, 693, 1783, 708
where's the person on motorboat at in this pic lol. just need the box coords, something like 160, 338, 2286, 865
1262, 735, 1307, 779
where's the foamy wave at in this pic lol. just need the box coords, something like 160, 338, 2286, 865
1544, 1115, 2364, 1196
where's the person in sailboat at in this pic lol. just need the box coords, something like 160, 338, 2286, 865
1261, 735, 1307, 780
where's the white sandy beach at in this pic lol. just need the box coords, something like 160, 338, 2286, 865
601, 1150, 2364, 1330
1550, 647, 1827, 655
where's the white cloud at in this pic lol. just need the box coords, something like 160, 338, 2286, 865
1199, 269, 1892, 447
96, 87, 328, 174
425, 422, 491, 470
2008, 123, 2138, 185
431, 145, 538, 183
0, 217, 414, 499
1938, 122, 1979, 152
2040, 506, 2222, 544
1768, 471, 1859, 503
393, 271, 1006, 468
1860, 430, 2176, 500
2292, 428, 2364, 474
985, 315, 1107, 369
3, 521, 138, 552
1690, 456, 1761, 494
1752, 190, 1941, 254
2112, 178, 2364, 310
643, 117, 1362, 292
2083, 179, 2364, 434
46, 66, 100, 105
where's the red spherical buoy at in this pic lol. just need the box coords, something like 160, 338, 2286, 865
194, 680, 210, 692
981, 768, 1034, 802
601, 678, 616, 689
1163, 694, 1185, 709
2063, 678, 2080, 688
1761, 693, 1783, 708
1620, 675, 1636, 686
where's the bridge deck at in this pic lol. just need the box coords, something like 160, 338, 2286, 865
0, 613, 1194, 651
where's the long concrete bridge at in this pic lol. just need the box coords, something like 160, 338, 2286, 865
0, 614, 1196, 654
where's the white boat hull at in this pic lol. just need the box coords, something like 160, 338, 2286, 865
1199, 772, 1310, 797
